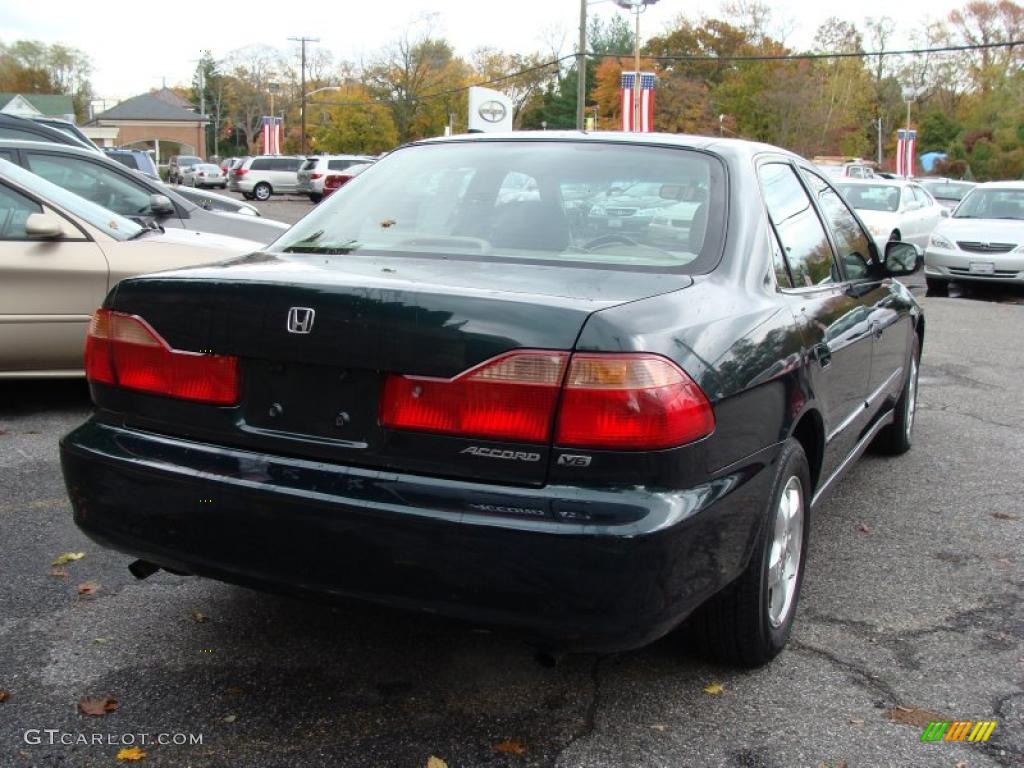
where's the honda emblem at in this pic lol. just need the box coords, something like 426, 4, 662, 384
286, 307, 316, 334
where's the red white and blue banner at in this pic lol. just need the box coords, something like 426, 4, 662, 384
260, 116, 283, 155
896, 129, 917, 177
621, 72, 656, 132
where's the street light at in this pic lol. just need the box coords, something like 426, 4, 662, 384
901, 85, 919, 132
614, 0, 659, 132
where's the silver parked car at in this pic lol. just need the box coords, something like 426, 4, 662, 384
0, 140, 288, 245
924, 181, 1024, 293
297, 154, 375, 202
182, 163, 227, 189
228, 155, 303, 200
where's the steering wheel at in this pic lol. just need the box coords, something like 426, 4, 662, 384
582, 233, 640, 251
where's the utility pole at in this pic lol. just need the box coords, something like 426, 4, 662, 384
877, 117, 883, 165
289, 36, 319, 155
576, 0, 586, 130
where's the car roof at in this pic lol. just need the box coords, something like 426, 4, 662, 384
411, 130, 802, 164
974, 180, 1024, 189
832, 177, 911, 187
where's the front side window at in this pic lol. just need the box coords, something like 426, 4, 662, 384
0, 181, 44, 239
272, 141, 727, 272
26, 153, 155, 218
759, 162, 837, 288
805, 172, 874, 280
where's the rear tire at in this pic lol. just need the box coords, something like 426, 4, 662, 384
685, 439, 811, 667
242, 192, 255, 201
253, 183, 272, 201
309, 193, 322, 204
925, 277, 949, 296
872, 336, 920, 455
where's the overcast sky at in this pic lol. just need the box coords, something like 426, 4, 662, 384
2, 0, 963, 102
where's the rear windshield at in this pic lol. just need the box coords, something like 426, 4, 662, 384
272, 140, 727, 272
301, 159, 319, 171
837, 183, 901, 212
178, 156, 202, 165
108, 152, 139, 170
921, 181, 973, 201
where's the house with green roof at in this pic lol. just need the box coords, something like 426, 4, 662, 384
0, 93, 76, 121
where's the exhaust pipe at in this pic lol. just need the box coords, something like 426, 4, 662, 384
128, 559, 160, 580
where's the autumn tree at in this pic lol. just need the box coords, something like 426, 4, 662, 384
310, 84, 398, 154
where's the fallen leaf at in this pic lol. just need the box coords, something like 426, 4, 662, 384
427, 757, 448, 768
649, 724, 667, 731
0, 429, 8, 436
0, 689, 9, 703
50, 567, 68, 578
93, 638, 112, 645
52, 552, 85, 566
848, 717, 865, 726
190, 611, 208, 623
77, 581, 100, 596
991, 512, 1015, 520
223, 714, 237, 723
116, 746, 146, 761
493, 739, 526, 755
857, 522, 872, 534
703, 682, 725, 695
954, 762, 968, 768
78, 695, 119, 716
885, 705, 945, 729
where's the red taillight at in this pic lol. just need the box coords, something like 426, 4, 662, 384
233, 168, 247, 177
379, 351, 714, 450
310, 172, 323, 180
85, 309, 239, 405
381, 351, 569, 442
324, 174, 352, 191
198, 171, 205, 177
555, 354, 714, 449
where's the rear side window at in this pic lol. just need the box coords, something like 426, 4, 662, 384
272, 141, 728, 273
251, 158, 272, 171
759, 162, 837, 288
274, 158, 300, 170
327, 159, 357, 171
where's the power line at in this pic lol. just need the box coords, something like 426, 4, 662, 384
595, 39, 1023, 64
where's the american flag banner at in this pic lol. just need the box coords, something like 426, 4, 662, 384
620, 72, 656, 132
261, 116, 283, 155
896, 129, 917, 177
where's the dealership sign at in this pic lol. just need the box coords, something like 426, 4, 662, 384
468, 86, 513, 133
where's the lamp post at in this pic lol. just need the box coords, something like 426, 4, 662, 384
614, 0, 659, 132
901, 85, 917, 133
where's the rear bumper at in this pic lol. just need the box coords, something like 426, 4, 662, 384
61, 420, 776, 652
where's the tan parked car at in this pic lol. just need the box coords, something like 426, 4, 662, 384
0, 158, 260, 378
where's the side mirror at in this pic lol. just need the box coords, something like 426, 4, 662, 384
25, 212, 67, 239
940, 208, 951, 218
149, 194, 174, 215
883, 240, 922, 276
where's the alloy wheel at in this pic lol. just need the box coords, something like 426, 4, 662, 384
767, 476, 804, 628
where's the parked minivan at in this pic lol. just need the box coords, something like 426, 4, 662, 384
229, 155, 303, 200
297, 154, 375, 202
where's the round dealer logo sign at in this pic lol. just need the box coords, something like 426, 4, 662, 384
478, 100, 508, 123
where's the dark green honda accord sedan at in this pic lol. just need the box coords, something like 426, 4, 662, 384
60, 132, 924, 666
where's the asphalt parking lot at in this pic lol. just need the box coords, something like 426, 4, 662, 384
1, 205, 1022, 766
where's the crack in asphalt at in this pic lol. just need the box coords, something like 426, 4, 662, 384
916, 403, 1021, 431
551, 655, 606, 768
788, 639, 900, 706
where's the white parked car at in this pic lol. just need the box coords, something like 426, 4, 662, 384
835, 179, 947, 251
182, 163, 227, 189
924, 181, 1024, 294
0, 158, 260, 377
296, 154, 375, 202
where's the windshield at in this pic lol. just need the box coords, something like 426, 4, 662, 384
953, 188, 1024, 219
179, 156, 202, 166
271, 140, 727, 272
0, 157, 142, 239
836, 183, 900, 213
921, 181, 973, 201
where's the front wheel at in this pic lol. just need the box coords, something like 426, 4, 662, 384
926, 277, 949, 296
253, 183, 272, 201
872, 336, 920, 455
685, 439, 811, 667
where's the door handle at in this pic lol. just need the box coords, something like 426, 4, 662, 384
813, 342, 832, 368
